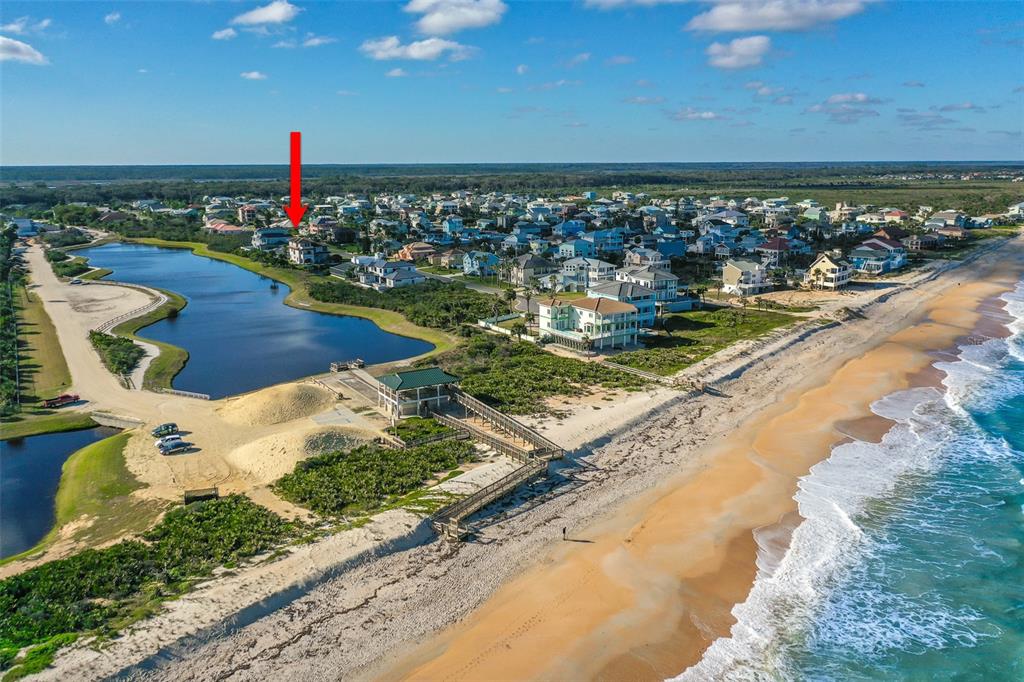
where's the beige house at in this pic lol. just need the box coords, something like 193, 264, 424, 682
721, 259, 772, 295
804, 253, 852, 289
396, 241, 436, 262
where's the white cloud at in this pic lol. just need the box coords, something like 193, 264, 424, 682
584, 0, 688, 8
902, 80, 925, 88
937, 101, 984, 112
605, 54, 636, 65
687, 1, 872, 32
706, 35, 771, 69
240, 70, 268, 80
360, 35, 473, 61
404, 0, 507, 35
303, 34, 336, 47
104, 12, 121, 25
567, 52, 591, 67
666, 107, 724, 121
386, 67, 409, 77
496, 86, 514, 93
231, 0, 302, 26
272, 40, 297, 48
806, 93, 881, 123
825, 92, 882, 104
624, 95, 665, 105
138, 68, 148, 74
516, 63, 528, 75
337, 89, 359, 96
2, 16, 52, 34
0, 36, 48, 64
564, 121, 588, 128
531, 79, 582, 91
212, 28, 238, 40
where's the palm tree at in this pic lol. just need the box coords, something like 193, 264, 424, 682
511, 321, 527, 340
522, 285, 536, 320
503, 287, 517, 314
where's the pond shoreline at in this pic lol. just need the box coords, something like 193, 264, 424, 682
73, 240, 438, 398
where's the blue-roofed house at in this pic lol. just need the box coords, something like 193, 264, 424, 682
463, 250, 500, 276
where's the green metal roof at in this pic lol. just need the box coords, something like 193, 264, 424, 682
377, 367, 459, 391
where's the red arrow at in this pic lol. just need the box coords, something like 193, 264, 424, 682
283, 131, 306, 228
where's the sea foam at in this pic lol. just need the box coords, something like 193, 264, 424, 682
673, 280, 1024, 682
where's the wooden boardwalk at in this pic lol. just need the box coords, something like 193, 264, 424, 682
429, 392, 563, 540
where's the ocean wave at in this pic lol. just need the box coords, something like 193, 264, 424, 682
674, 277, 1024, 682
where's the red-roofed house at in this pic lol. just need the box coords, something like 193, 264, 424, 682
755, 237, 791, 267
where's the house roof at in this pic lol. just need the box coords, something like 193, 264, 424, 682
726, 259, 764, 272
757, 237, 791, 251
570, 297, 637, 314
588, 281, 656, 299
618, 266, 679, 282
377, 367, 459, 391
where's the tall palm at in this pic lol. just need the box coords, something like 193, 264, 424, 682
503, 287, 517, 314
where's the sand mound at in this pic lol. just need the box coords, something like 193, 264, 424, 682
223, 426, 372, 484
219, 383, 336, 427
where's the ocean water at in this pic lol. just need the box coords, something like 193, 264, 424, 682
678, 279, 1024, 681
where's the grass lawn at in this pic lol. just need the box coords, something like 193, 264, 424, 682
0, 432, 166, 567
0, 282, 92, 440
0, 411, 97, 442
129, 238, 459, 357
613, 307, 801, 376
14, 285, 71, 404
460, 274, 503, 287
418, 265, 461, 275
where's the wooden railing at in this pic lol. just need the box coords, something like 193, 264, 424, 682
431, 459, 548, 540
449, 387, 562, 457
431, 412, 531, 463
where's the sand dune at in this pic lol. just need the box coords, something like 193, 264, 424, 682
223, 425, 373, 485
218, 383, 337, 427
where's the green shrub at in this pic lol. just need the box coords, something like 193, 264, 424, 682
275, 440, 476, 515
0, 496, 296, 656
88, 332, 145, 375
435, 332, 646, 414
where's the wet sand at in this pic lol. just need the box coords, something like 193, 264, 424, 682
383, 246, 1024, 682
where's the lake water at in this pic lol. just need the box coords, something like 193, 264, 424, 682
76, 243, 433, 398
1, 426, 120, 559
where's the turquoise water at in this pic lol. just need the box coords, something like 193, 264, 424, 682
679, 280, 1024, 681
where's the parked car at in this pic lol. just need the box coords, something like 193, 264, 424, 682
151, 423, 178, 437
154, 434, 182, 447
158, 440, 191, 455
69, 278, 83, 285
42, 393, 79, 408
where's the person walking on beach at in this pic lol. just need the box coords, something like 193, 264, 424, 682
562, 527, 567, 541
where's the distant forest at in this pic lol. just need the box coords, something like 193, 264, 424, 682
1, 162, 1021, 217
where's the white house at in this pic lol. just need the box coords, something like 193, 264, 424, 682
587, 281, 657, 328
538, 296, 639, 351
615, 266, 679, 303
287, 238, 328, 266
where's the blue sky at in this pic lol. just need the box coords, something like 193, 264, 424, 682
1, 0, 1022, 164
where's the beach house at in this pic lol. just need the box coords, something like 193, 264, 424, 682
537, 297, 639, 351
849, 237, 907, 274
286, 238, 329, 266
587, 281, 657, 328
463, 251, 500, 277
721, 259, 772, 296
804, 253, 853, 289
509, 253, 557, 286
560, 257, 617, 291
615, 266, 680, 303
252, 227, 291, 251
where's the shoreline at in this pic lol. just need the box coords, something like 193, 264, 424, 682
120, 237, 458, 360
377, 238, 1024, 681
680, 274, 1022, 680
45, 239, 1019, 682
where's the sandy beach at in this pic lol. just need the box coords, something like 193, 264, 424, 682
25, 237, 1010, 682
18, 236, 1017, 681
